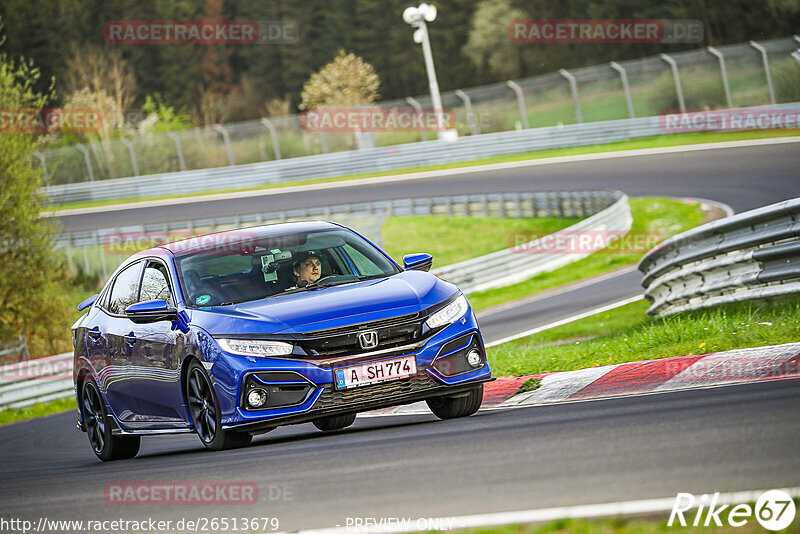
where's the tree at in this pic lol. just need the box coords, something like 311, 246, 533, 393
63, 44, 137, 119
462, 0, 528, 79
0, 19, 70, 354
299, 50, 380, 109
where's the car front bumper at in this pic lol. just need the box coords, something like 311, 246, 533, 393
214, 310, 493, 431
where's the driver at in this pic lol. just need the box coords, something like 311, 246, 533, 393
292, 251, 322, 287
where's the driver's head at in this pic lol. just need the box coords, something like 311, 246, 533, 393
293, 251, 322, 285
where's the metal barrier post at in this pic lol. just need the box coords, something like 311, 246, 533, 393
405, 97, 428, 141
120, 138, 140, 176
260, 118, 282, 160
32, 151, 48, 187
76, 144, 95, 182
213, 124, 236, 166
319, 132, 329, 154
506, 80, 529, 129
707, 47, 733, 109
454, 89, 479, 135
749, 41, 777, 105
559, 69, 583, 123
660, 53, 686, 113
609, 62, 635, 118
166, 132, 187, 171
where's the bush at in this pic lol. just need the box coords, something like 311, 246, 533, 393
645, 72, 726, 114
773, 58, 800, 103
0, 22, 74, 355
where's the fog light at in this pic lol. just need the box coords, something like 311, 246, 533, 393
247, 388, 268, 408
467, 349, 482, 368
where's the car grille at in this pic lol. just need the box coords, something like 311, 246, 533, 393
313, 372, 439, 411
298, 313, 424, 358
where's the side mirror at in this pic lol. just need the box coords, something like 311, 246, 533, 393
125, 299, 178, 324
78, 294, 99, 311
403, 253, 433, 272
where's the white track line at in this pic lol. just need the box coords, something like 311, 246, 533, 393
47, 136, 800, 217
484, 295, 644, 348
291, 487, 800, 534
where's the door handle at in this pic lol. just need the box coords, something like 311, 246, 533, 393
124, 332, 137, 345
87, 327, 101, 339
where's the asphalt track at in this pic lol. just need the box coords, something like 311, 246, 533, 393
3, 141, 798, 530
1, 381, 798, 531
58, 142, 800, 232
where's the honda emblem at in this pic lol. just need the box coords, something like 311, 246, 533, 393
357, 330, 379, 349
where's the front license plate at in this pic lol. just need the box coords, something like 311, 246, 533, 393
334, 355, 417, 389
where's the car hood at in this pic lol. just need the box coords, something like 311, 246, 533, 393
189, 271, 458, 336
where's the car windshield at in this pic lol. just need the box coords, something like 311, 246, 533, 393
174, 227, 400, 307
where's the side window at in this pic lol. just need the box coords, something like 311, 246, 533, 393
140, 262, 173, 306
342, 244, 383, 276
107, 262, 143, 315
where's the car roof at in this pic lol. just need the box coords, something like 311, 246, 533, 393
157, 220, 343, 256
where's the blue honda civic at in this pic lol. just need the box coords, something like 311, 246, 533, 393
72, 221, 492, 461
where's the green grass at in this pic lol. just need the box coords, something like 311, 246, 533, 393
0, 396, 76, 427
454, 504, 800, 533
47, 129, 799, 212
382, 216, 580, 268
487, 298, 800, 377
467, 197, 706, 311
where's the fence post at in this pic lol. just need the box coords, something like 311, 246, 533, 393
793, 35, 800, 66
166, 132, 187, 171
454, 89, 479, 135
76, 144, 95, 182
213, 124, 236, 166
659, 53, 686, 113
505, 80, 529, 129
32, 151, 49, 187
120, 138, 140, 176
405, 97, 428, 141
749, 41, 777, 105
260, 118, 282, 160
707, 47, 734, 109
558, 69, 583, 123
609, 62, 635, 118
318, 132, 329, 154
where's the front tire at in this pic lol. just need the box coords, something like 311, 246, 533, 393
426, 384, 484, 420
81, 379, 140, 461
185, 360, 252, 451
313, 412, 357, 432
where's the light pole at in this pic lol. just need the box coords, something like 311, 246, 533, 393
403, 3, 455, 140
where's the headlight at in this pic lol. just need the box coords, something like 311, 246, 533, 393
217, 338, 294, 357
425, 294, 469, 329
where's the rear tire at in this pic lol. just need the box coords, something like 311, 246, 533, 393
313, 412, 357, 432
81, 378, 140, 461
185, 360, 252, 451
426, 384, 484, 420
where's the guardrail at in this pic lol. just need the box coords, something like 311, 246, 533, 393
0, 353, 73, 411
42, 102, 800, 205
35, 36, 799, 187
0, 335, 30, 366
638, 197, 800, 316
56, 190, 625, 280
434, 192, 631, 293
